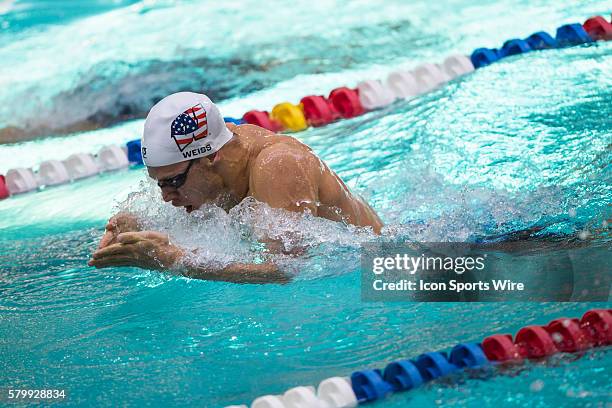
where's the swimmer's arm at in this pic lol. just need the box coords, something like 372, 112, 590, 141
179, 260, 290, 284
248, 147, 320, 254
89, 231, 289, 284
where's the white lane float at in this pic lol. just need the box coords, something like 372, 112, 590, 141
96, 144, 129, 171
412, 63, 450, 93
356, 80, 396, 110
37, 160, 70, 186
283, 386, 328, 408
251, 395, 286, 408
0, 145, 129, 199
5, 168, 38, 194
386, 70, 419, 99
235, 376, 357, 408
63, 153, 100, 180
317, 377, 357, 408
442, 54, 475, 79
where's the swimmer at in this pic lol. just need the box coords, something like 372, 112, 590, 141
89, 92, 383, 283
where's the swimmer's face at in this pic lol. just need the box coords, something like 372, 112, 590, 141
148, 157, 228, 213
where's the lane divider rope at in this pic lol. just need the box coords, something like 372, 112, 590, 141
226, 308, 611, 407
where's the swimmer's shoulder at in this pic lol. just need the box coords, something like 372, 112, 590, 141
253, 140, 318, 168
229, 123, 279, 139
249, 140, 322, 192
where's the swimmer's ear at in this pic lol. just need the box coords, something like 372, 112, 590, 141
208, 151, 221, 164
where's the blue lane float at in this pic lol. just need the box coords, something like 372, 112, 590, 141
224, 116, 244, 125
350, 369, 393, 403
525, 31, 558, 49
556, 23, 593, 46
470, 47, 500, 68
449, 343, 489, 368
383, 360, 423, 392
500, 39, 532, 57
126, 139, 143, 165
414, 352, 459, 381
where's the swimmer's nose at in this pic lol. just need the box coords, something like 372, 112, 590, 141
160, 188, 174, 202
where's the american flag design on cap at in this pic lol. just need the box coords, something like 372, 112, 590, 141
170, 103, 208, 152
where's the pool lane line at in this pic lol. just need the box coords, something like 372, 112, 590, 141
229, 308, 611, 407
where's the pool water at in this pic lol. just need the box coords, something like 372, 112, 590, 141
0, 0, 611, 407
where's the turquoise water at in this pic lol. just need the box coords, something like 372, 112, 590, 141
0, 0, 611, 407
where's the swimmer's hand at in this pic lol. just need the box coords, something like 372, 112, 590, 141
89, 231, 184, 271
89, 231, 289, 284
98, 212, 141, 249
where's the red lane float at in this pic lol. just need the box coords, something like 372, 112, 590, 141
0, 175, 9, 199
300, 95, 340, 126
545, 318, 592, 352
482, 334, 521, 362
580, 309, 612, 346
515, 326, 558, 358
583, 16, 612, 41
328, 87, 364, 118
242, 110, 283, 132
483, 309, 611, 365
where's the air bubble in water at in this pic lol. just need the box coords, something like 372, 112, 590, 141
530, 379, 544, 392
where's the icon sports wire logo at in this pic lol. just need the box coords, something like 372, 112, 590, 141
170, 104, 208, 152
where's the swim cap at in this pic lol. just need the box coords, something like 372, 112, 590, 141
141, 92, 234, 167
